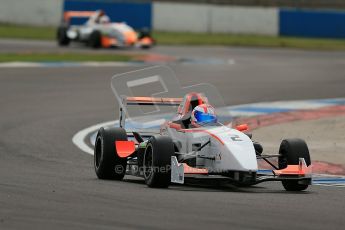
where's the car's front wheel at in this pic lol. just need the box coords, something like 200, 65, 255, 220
57, 26, 70, 46
143, 136, 174, 188
94, 127, 127, 180
279, 138, 311, 191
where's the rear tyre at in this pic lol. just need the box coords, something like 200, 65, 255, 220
278, 138, 311, 191
138, 28, 151, 39
143, 136, 174, 188
57, 26, 70, 46
88, 30, 102, 48
138, 28, 155, 49
94, 127, 127, 180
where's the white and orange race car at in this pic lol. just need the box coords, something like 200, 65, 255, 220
57, 10, 155, 49
94, 88, 312, 191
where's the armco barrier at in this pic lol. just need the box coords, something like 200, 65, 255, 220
279, 9, 345, 39
63, 0, 152, 29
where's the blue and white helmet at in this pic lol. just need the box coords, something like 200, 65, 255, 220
191, 104, 217, 126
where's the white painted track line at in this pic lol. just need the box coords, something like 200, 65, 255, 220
72, 120, 116, 155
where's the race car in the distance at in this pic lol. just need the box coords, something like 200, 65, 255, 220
57, 10, 155, 49
94, 91, 312, 191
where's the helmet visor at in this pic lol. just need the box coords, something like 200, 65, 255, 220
194, 111, 217, 123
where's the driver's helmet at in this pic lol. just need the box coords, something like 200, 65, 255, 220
99, 15, 110, 24
191, 104, 217, 126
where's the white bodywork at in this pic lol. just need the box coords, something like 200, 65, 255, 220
163, 125, 258, 173
67, 22, 136, 45
66, 10, 137, 46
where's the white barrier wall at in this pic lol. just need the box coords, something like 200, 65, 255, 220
153, 2, 278, 35
153, 2, 211, 33
0, 0, 63, 26
210, 6, 278, 35
0, 0, 278, 36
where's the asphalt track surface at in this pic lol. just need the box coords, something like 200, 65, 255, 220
1, 39, 345, 229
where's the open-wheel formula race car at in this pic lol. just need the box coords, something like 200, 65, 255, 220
94, 91, 312, 191
57, 10, 155, 49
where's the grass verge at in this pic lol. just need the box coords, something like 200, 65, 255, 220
153, 31, 345, 50
0, 23, 55, 40
0, 52, 132, 63
0, 23, 345, 50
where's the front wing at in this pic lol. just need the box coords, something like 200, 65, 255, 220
171, 156, 312, 186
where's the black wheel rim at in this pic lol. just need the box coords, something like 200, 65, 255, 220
143, 145, 153, 179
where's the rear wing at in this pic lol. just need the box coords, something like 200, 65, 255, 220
63, 11, 96, 23
126, 97, 182, 106
119, 96, 182, 128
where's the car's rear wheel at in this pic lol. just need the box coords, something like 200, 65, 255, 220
138, 28, 151, 39
88, 30, 101, 48
94, 127, 127, 180
57, 26, 70, 46
279, 138, 311, 191
143, 136, 174, 188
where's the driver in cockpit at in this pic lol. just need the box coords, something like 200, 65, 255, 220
86, 10, 110, 26
190, 104, 217, 128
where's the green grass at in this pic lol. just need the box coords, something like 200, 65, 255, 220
1, 23, 345, 50
0, 52, 132, 63
0, 23, 55, 40
153, 31, 345, 50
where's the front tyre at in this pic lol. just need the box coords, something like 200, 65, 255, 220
57, 26, 70, 46
279, 138, 311, 191
94, 127, 127, 180
143, 136, 174, 188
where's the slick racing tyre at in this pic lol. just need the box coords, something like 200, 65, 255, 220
143, 136, 174, 188
94, 127, 127, 180
88, 30, 102, 48
278, 138, 311, 191
138, 28, 155, 49
138, 28, 151, 39
57, 26, 70, 46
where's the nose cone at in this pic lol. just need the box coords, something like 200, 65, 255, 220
223, 136, 258, 171
124, 31, 138, 45
207, 127, 258, 172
